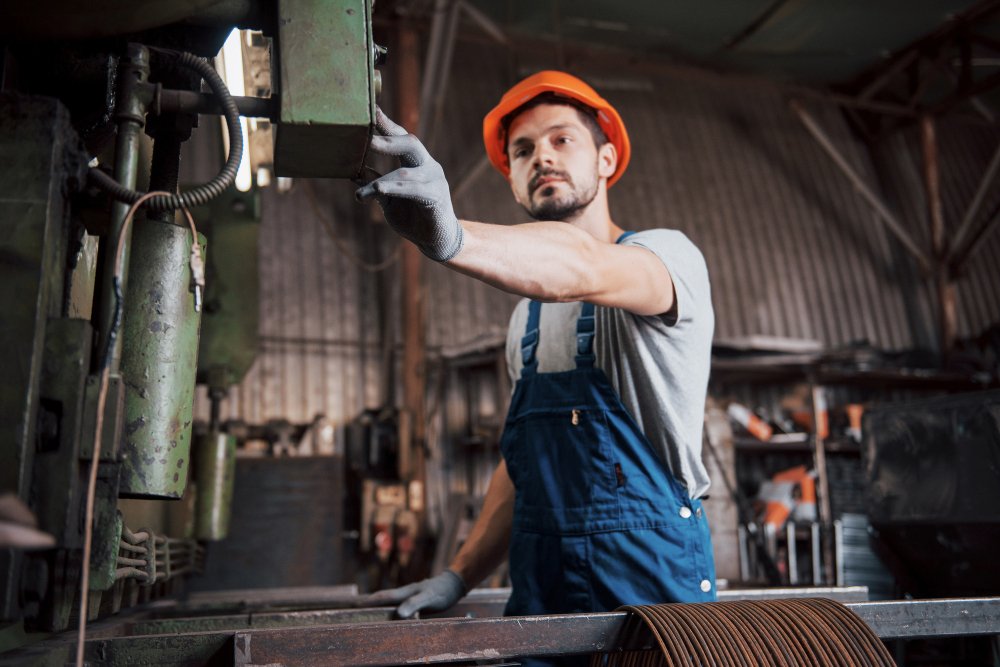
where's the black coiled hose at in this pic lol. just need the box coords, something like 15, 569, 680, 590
89, 50, 244, 211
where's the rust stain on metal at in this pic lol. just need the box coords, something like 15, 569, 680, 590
409, 648, 501, 663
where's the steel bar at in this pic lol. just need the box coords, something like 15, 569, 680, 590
426, 0, 462, 150
950, 138, 1000, 261
417, 0, 450, 138
851, 598, 1000, 639
1, 632, 232, 667
164, 584, 360, 611
241, 613, 622, 666
790, 100, 932, 272
10, 592, 980, 666
858, 50, 920, 102
826, 92, 917, 117
451, 153, 492, 200
459, 0, 509, 45
835, 520, 845, 586
953, 201, 1000, 267
933, 59, 996, 123
226, 598, 1000, 666
149, 586, 868, 622
787, 86, 918, 117
108, 607, 396, 638
931, 67, 1000, 117
155, 89, 276, 120
811, 522, 822, 586
786, 522, 798, 585
722, 0, 790, 51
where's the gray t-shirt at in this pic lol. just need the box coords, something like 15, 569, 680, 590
505, 229, 714, 499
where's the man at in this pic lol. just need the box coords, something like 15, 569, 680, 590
358, 71, 716, 631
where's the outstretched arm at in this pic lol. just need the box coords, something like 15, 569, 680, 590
448, 219, 674, 316
356, 109, 674, 317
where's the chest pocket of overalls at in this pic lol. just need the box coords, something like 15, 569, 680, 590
503, 406, 620, 517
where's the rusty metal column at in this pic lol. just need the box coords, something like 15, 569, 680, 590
397, 23, 428, 517
920, 115, 957, 359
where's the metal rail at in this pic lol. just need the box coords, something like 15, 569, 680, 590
76, 586, 869, 641
162, 585, 868, 616
6, 594, 996, 666
228, 598, 1000, 666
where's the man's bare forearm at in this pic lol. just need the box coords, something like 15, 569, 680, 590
447, 220, 598, 303
449, 459, 515, 589
446, 220, 674, 316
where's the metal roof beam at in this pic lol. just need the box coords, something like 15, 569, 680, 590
789, 100, 932, 272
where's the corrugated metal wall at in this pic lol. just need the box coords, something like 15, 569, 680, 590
194, 181, 393, 425
198, 35, 1000, 428
426, 38, 1000, 354
230, 182, 386, 423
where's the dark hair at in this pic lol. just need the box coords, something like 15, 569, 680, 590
501, 92, 609, 156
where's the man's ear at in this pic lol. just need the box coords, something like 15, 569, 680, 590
598, 142, 617, 179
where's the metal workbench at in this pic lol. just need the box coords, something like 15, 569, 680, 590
3, 587, 998, 666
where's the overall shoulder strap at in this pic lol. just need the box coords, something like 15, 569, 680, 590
520, 300, 542, 376
575, 301, 596, 368
574, 231, 634, 368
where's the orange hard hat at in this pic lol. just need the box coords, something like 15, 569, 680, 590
482, 70, 631, 187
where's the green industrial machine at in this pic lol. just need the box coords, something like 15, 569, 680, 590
0, 0, 382, 657
119, 222, 206, 499
193, 187, 262, 541
274, 0, 379, 177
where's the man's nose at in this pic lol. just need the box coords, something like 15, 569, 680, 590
531, 144, 556, 169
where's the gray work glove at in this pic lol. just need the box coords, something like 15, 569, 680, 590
365, 569, 467, 619
355, 107, 464, 262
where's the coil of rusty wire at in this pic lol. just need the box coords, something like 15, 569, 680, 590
592, 597, 894, 666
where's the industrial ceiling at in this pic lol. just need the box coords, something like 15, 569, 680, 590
465, 0, 993, 85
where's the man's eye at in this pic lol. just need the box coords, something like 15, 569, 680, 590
513, 148, 530, 158
556, 136, 572, 145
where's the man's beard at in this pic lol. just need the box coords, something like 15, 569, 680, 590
524, 167, 599, 221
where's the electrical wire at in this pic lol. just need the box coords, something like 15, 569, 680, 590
76, 190, 201, 667
88, 49, 243, 211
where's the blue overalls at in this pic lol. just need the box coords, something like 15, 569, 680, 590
499, 234, 715, 665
